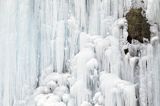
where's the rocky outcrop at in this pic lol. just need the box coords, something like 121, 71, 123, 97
126, 8, 151, 43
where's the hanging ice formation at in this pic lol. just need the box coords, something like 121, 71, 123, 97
0, 0, 160, 106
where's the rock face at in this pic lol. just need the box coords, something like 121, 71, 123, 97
126, 8, 151, 43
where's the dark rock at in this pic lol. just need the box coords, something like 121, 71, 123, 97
126, 8, 151, 43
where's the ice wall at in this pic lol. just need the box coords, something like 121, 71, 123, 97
0, 0, 160, 106
0, 0, 38, 106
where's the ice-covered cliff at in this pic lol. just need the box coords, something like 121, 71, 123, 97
0, 0, 160, 106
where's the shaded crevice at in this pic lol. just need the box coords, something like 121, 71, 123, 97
124, 48, 129, 54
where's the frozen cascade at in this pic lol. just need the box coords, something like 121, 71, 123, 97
0, 0, 160, 106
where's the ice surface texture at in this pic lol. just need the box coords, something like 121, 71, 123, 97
0, 0, 160, 106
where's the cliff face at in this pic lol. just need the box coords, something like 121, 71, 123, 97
0, 0, 160, 106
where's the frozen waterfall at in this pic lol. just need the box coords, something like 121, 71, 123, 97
0, 0, 160, 106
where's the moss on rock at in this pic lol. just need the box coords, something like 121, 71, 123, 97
126, 8, 151, 43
